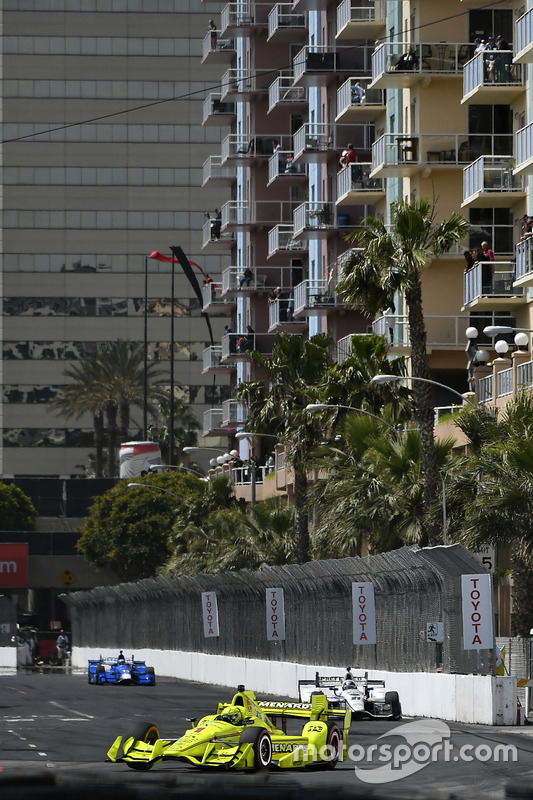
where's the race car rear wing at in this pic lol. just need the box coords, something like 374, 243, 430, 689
256, 692, 350, 726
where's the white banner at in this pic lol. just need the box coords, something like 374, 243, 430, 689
352, 582, 376, 645
201, 591, 219, 638
266, 587, 285, 640
461, 573, 493, 649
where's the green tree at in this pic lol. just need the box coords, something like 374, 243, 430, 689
308, 414, 455, 555
451, 396, 533, 635
77, 471, 208, 581
0, 482, 36, 530
52, 342, 166, 478
147, 394, 201, 464
337, 198, 469, 545
235, 333, 334, 563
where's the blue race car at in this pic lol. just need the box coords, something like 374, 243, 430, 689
88, 652, 156, 686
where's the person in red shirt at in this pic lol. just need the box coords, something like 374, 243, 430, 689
481, 241, 494, 261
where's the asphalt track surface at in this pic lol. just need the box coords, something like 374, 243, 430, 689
1, 669, 533, 800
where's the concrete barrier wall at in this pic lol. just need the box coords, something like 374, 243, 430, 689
72, 646, 517, 726
0, 647, 17, 668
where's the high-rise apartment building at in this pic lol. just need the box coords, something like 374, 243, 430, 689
199, 0, 533, 456
0, 1, 232, 477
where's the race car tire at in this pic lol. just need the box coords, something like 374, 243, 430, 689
124, 722, 160, 771
239, 727, 272, 771
145, 666, 156, 685
87, 670, 92, 684
96, 664, 105, 684
323, 722, 342, 769
385, 691, 402, 720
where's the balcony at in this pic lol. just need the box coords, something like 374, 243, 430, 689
267, 4, 307, 42
222, 399, 246, 429
267, 224, 308, 258
201, 32, 236, 64
294, 44, 373, 86
515, 8, 533, 63
201, 218, 235, 250
220, 3, 270, 35
267, 151, 307, 185
221, 68, 270, 101
371, 42, 474, 89
463, 262, 524, 310
336, 78, 385, 123
202, 156, 236, 188
221, 133, 290, 164
292, 0, 330, 12
268, 74, 307, 113
202, 281, 236, 314
202, 94, 236, 126
268, 298, 307, 332
514, 237, 533, 288
292, 123, 335, 163
202, 346, 236, 375
221, 265, 296, 297
221, 199, 294, 233
462, 51, 524, 103
293, 202, 338, 239
515, 122, 533, 175
337, 163, 385, 205
336, 0, 387, 41
221, 332, 280, 361
203, 408, 226, 437
462, 157, 525, 208
371, 133, 513, 178
293, 280, 342, 316
371, 315, 479, 350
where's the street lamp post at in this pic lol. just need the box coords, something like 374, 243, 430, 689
370, 374, 475, 407
305, 404, 402, 440
235, 431, 280, 506
127, 483, 182, 500
149, 464, 206, 478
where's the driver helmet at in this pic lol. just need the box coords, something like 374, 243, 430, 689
217, 705, 243, 725
343, 680, 356, 690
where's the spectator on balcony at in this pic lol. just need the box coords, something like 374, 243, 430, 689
239, 267, 254, 289
266, 452, 275, 473
273, 139, 284, 172
383, 302, 395, 344
212, 208, 222, 239
481, 241, 494, 261
339, 143, 358, 168
484, 36, 497, 81
473, 38, 485, 55
520, 214, 533, 239
352, 82, 365, 104
209, 19, 217, 51
495, 36, 511, 82
463, 250, 475, 271
473, 245, 493, 294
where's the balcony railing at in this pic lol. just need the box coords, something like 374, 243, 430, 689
203, 408, 225, 436
463, 262, 524, 307
202, 218, 235, 249
268, 298, 306, 328
478, 374, 493, 404
221, 2, 270, 33
268, 4, 306, 39
372, 41, 475, 85
372, 133, 513, 174
222, 399, 246, 428
515, 236, 533, 284
515, 7, 533, 63
372, 314, 477, 349
221, 68, 270, 98
336, 78, 385, 121
221, 265, 296, 295
293, 280, 340, 314
267, 224, 307, 257
337, 0, 387, 34
337, 163, 384, 200
293, 123, 335, 159
463, 51, 523, 97
515, 121, 533, 174
202, 94, 235, 126
268, 74, 307, 112
202, 156, 236, 187
293, 202, 336, 236
293, 45, 337, 82
202, 346, 235, 374
201, 32, 235, 62
221, 200, 295, 230
463, 157, 524, 205
268, 151, 306, 183
221, 133, 291, 163
222, 332, 279, 359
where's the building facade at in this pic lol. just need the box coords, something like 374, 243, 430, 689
0, 0, 232, 477
198, 0, 533, 460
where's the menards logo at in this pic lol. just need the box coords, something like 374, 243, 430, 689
273, 742, 307, 753
257, 701, 310, 709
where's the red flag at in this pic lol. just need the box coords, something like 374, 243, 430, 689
148, 252, 221, 293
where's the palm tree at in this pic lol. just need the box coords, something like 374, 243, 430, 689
337, 198, 469, 545
147, 394, 201, 464
235, 332, 334, 563
309, 413, 456, 555
52, 342, 166, 477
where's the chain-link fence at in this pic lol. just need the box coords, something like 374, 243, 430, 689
65, 544, 493, 674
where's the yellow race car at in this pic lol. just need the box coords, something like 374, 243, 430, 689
107, 685, 351, 771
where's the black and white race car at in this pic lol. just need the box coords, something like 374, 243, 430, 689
298, 667, 401, 720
